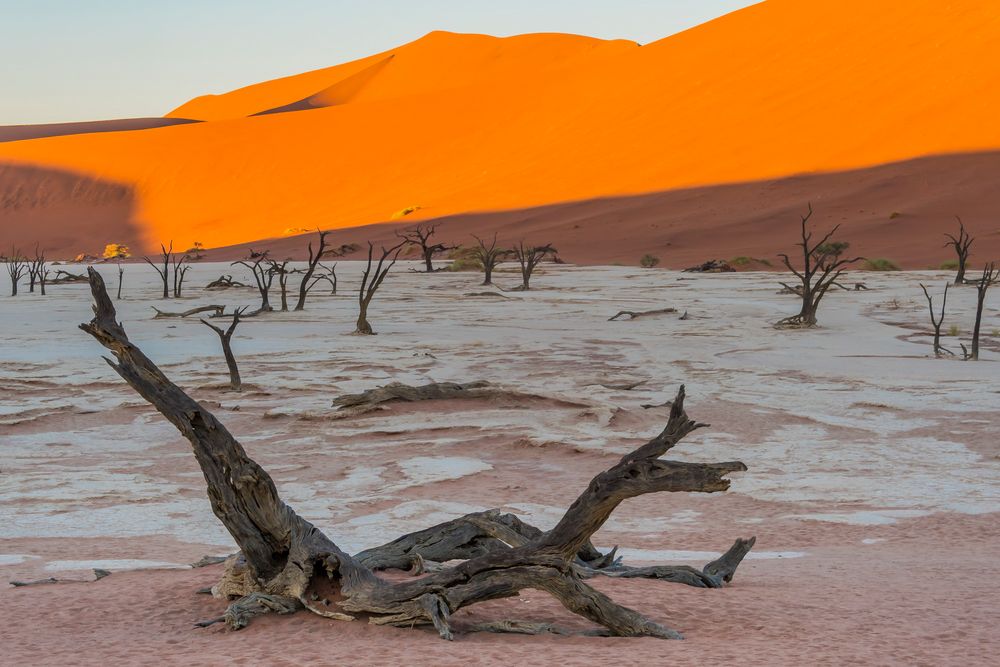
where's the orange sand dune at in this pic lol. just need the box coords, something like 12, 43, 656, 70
199, 152, 1000, 269
1, 0, 999, 254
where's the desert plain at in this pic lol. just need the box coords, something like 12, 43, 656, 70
1, 260, 997, 666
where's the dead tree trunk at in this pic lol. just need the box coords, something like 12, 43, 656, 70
472, 233, 508, 286
511, 242, 556, 290
117, 262, 124, 299
172, 254, 190, 298
143, 241, 173, 299
944, 217, 974, 285
201, 307, 246, 390
397, 223, 453, 272
79, 267, 749, 640
969, 263, 998, 360
919, 283, 952, 357
28, 245, 47, 295
4, 248, 28, 296
356, 241, 405, 334
294, 230, 330, 311
268, 259, 290, 311
233, 252, 274, 313
775, 204, 861, 328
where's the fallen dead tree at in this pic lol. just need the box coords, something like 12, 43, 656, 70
152, 305, 226, 319
329, 380, 568, 417
205, 275, 249, 290
49, 269, 89, 285
608, 307, 678, 321
10, 569, 110, 587
79, 267, 751, 640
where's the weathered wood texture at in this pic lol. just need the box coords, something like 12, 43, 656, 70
80, 268, 751, 640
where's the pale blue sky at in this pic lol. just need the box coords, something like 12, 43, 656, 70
0, 1, 757, 125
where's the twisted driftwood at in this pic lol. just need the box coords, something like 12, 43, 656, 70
79, 267, 751, 640
152, 305, 225, 319
608, 308, 678, 321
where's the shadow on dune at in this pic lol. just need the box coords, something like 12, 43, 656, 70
0, 118, 199, 144
0, 162, 143, 258
205, 151, 1000, 268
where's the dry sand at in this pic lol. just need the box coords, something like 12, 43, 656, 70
1, 261, 998, 665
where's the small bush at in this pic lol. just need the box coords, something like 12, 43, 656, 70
948, 324, 960, 337
864, 258, 900, 271
889, 211, 902, 219
444, 257, 483, 272
447, 246, 478, 261
940, 259, 959, 270
729, 256, 772, 267
102, 243, 131, 259
639, 254, 660, 268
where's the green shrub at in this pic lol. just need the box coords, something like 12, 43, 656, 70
889, 211, 902, 219
863, 258, 900, 271
729, 256, 773, 267
444, 257, 483, 272
639, 254, 660, 268
940, 259, 959, 270
948, 324, 960, 337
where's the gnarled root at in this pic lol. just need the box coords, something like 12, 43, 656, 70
195, 592, 302, 629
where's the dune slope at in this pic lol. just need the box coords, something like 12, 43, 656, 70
0, 0, 999, 255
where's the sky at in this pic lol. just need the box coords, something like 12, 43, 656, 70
0, 0, 758, 125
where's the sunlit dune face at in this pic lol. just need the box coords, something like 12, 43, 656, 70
2, 0, 1000, 252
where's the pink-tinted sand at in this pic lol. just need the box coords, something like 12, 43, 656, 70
3, 512, 998, 666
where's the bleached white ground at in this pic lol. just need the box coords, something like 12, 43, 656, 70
0, 260, 997, 578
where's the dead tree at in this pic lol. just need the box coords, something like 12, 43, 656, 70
172, 253, 190, 298
356, 241, 405, 334
315, 263, 337, 294
512, 242, 557, 290
775, 204, 862, 328
397, 223, 453, 272
116, 262, 124, 300
944, 217, 974, 285
294, 229, 330, 311
295, 262, 338, 300
233, 252, 274, 313
471, 233, 509, 286
267, 259, 291, 311
969, 262, 999, 361
4, 247, 28, 296
79, 267, 750, 640
28, 245, 47, 295
201, 307, 246, 390
919, 283, 953, 357
143, 241, 173, 299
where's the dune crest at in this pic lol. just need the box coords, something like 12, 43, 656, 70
1, 0, 999, 253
